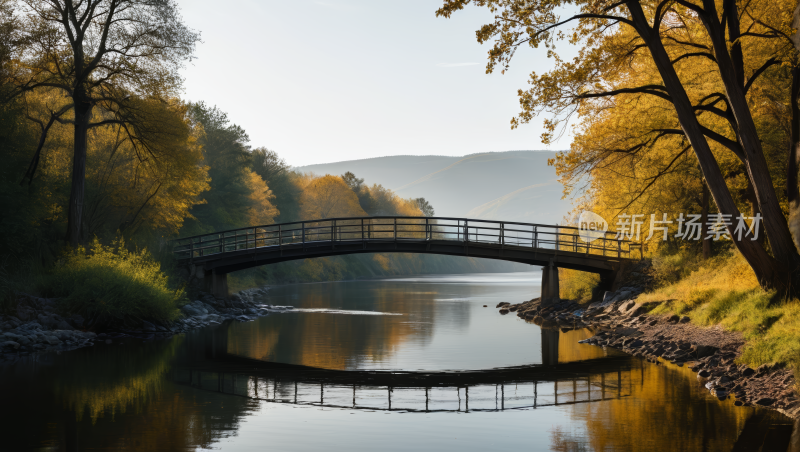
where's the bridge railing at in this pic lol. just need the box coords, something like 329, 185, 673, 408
175, 367, 634, 412
172, 216, 636, 261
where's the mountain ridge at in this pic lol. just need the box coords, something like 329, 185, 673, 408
294, 150, 572, 225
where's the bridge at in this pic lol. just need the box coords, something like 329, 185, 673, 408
172, 216, 639, 302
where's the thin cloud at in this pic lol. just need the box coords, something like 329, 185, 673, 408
314, 1, 355, 10
436, 62, 480, 68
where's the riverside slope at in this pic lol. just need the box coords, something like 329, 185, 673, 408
498, 282, 800, 420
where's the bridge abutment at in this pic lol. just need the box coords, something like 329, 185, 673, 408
204, 269, 229, 299
541, 260, 560, 306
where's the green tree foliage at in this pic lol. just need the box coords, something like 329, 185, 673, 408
413, 197, 435, 217
252, 147, 302, 222
180, 103, 278, 234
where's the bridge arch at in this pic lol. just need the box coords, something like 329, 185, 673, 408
172, 216, 638, 300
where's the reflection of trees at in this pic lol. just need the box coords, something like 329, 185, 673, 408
0, 337, 258, 451
549, 426, 590, 452
53, 339, 181, 422
228, 281, 450, 370
557, 329, 626, 364
68, 380, 257, 451
565, 360, 752, 451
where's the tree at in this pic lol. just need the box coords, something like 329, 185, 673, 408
181, 103, 259, 234
341, 171, 365, 192
242, 169, 279, 226
437, 0, 800, 293
7, 0, 199, 245
252, 147, 302, 222
298, 175, 366, 220
413, 197, 435, 217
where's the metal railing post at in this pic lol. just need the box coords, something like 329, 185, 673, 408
533, 226, 538, 249
278, 224, 282, 249
465, 220, 469, 242
426, 217, 429, 240
393, 217, 397, 241
500, 223, 504, 245
302, 222, 305, 247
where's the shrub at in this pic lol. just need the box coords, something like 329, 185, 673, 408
42, 238, 184, 327
560, 268, 599, 303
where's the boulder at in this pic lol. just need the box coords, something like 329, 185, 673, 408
56, 320, 75, 331
68, 315, 86, 328
180, 304, 206, 317
16, 306, 35, 322
618, 300, 637, 316
38, 313, 70, 330
679, 316, 690, 323
141, 321, 156, 332
613, 291, 632, 303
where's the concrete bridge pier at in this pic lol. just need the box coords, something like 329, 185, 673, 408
541, 259, 560, 306
204, 268, 229, 299
540, 327, 560, 365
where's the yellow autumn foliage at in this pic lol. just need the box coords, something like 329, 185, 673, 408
298, 174, 366, 220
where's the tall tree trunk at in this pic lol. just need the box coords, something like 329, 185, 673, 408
699, 0, 800, 270
66, 94, 92, 247
789, 66, 800, 253
625, 1, 785, 292
700, 180, 711, 260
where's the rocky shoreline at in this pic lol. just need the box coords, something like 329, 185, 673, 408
498, 289, 800, 420
0, 287, 287, 364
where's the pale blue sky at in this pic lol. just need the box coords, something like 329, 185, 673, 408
176, 0, 573, 166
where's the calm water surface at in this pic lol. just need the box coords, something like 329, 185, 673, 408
0, 272, 794, 451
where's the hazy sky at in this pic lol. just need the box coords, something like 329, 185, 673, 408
176, 0, 572, 166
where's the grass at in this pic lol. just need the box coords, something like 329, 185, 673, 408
636, 247, 800, 368
560, 267, 600, 302
40, 238, 185, 327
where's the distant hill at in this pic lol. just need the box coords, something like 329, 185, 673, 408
295, 151, 572, 225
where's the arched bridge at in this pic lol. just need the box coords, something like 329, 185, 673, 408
172, 216, 639, 301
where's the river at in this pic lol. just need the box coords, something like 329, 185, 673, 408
0, 272, 793, 451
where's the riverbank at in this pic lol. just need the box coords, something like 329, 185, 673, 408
498, 290, 800, 420
0, 287, 289, 364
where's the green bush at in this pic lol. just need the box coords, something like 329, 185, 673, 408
42, 238, 184, 326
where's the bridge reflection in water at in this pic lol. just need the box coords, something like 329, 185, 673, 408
174, 364, 637, 413
172, 324, 640, 413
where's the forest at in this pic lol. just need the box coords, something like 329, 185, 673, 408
0, 0, 519, 322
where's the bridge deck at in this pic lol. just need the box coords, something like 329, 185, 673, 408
172, 216, 638, 275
